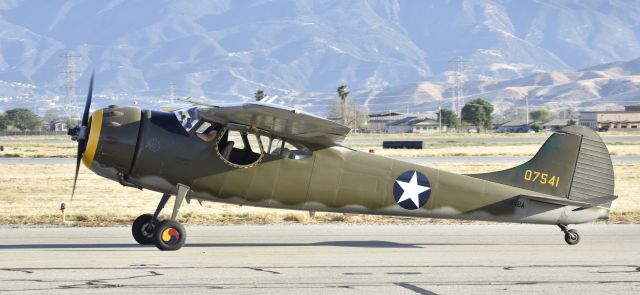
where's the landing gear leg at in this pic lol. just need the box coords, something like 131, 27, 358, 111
558, 224, 580, 245
153, 184, 189, 251
132, 193, 170, 245
153, 193, 171, 221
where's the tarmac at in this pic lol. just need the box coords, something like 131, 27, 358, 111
342, 135, 640, 145
1, 224, 639, 294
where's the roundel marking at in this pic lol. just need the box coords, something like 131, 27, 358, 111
393, 170, 432, 210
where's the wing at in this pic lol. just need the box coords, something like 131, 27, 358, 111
197, 102, 351, 146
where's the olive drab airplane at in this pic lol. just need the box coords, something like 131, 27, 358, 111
68, 75, 617, 250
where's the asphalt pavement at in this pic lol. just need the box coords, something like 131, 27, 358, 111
1, 224, 639, 294
343, 135, 640, 145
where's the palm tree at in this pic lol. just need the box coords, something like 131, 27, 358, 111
254, 90, 267, 101
337, 85, 350, 125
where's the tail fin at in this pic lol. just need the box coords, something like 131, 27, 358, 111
471, 125, 615, 207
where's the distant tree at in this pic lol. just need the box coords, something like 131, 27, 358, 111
43, 110, 59, 123
6, 108, 42, 131
254, 90, 267, 101
461, 98, 494, 131
337, 85, 350, 125
554, 107, 578, 120
328, 99, 368, 130
530, 123, 542, 132
437, 108, 458, 129
502, 105, 520, 122
0, 112, 8, 131
567, 119, 576, 126
529, 109, 551, 122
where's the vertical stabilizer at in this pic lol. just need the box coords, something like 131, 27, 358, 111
470, 126, 614, 208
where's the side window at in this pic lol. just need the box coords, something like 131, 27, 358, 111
268, 138, 312, 160
246, 134, 265, 154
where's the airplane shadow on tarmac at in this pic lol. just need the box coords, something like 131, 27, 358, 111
0, 240, 547, 250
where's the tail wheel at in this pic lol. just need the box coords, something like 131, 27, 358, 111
132, 214, 155, 245
153, 220, 186, 251
564, 229, 580, 245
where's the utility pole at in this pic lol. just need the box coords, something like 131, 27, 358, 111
61, 51, 79, 118
438, 101, 442, 133
448, 56, 467, 132
525, 96, 529, 126
446, 76, 459, 131
168, 81, 175, 104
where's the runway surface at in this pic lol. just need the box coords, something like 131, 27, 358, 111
1, 224, 639, 294
3, 135, 639, 145
343, 135, 640, 145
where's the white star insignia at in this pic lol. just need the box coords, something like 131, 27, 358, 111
396, 171, 430, 207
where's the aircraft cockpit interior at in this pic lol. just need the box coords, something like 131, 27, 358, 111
191, 120, 311, 168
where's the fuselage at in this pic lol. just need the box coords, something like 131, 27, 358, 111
85, 106, 608, 225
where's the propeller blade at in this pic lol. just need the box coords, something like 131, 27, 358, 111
70, 72, 94, 204
70, 144, 83, 202
81, 72, 94, 127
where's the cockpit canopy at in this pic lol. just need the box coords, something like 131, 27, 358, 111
189, 119, 311, 168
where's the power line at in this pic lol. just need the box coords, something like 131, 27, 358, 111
168, 81, 176, 104
61, 51, 80, 117
525, 96, 529, 125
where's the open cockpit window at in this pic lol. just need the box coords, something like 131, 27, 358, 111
267, 138, 312, 160
196, 121, 312, 167
214, 127, 265, 168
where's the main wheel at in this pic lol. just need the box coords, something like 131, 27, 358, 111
153, 220, 186, 251
564, 229, 580, 245
132, 214, 155, 245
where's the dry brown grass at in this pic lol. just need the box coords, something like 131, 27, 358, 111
3, 142, 637, 158
1, 163, 638, 225
0, 142, 76, 158
2, 133, 639, 158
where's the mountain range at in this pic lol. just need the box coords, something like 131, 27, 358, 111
338, 57, 640, 115
1, 0, 640, 115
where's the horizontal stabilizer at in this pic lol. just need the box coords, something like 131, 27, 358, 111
520, 194, 617, 211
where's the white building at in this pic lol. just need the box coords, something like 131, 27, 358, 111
580, 108, 640, 131
387, 117, 446, 133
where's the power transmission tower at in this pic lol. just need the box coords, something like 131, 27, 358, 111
61, 52, 80, 118
168, 81, 176, 104
448, 56, 467, 131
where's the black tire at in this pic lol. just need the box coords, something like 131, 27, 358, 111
153, 220, 186, 251
132, 214, 155, 245
564, 229, 580, 245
